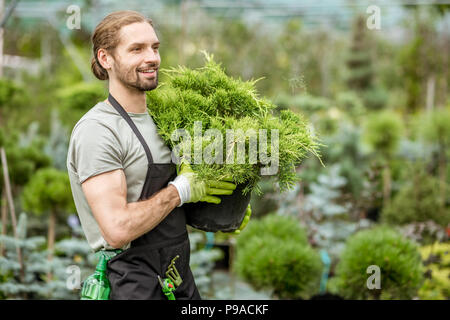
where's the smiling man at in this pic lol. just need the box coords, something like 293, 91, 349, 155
66, 11, 237, 300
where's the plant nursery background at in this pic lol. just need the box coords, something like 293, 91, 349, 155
0, 0, 449, 300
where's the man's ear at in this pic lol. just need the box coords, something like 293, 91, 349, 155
98, 48, 112, 70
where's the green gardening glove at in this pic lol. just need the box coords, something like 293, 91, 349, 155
231, 204, 252, 235
169, 162, 237, 206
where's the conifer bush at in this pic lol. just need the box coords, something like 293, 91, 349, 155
363, 111, 403, 157
332, 226, 424, 300
236, 213, 309, 247
418, 242, 450, 300
233, 214, 322, 299
381, 167, 449, 227
22, 168, 76, 264
147, 53, 321, 195
57, 82, 107, 130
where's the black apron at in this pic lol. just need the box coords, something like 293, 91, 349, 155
105, 94, 201, 300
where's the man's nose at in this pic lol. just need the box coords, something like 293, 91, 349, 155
144, 47, 160, 65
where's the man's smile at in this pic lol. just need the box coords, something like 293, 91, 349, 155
138, 67, 158, 78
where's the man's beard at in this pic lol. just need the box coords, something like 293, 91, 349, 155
114, 60, 158, 92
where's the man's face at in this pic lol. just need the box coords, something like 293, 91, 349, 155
110, 22, 161, 91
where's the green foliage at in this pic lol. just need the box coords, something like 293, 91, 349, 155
0, 212, 47, 299
418, 242, 450, 300
21, 168, 75, 215
0, 212, 96, 299
336, 91, 365, 118
147, 53, 321, 194
0, 134, 52, 190
57, 82, 107, 130
300, 165, 373, 260
332, 226, 424, 299
421, 107, 450, 149
345, 16, 390, 112
396, 11, 445, 113
0, 78, 28, 110
320, 122, 369, 198
398, 35, 422, 112
0, 78, 35, 134
236, 214, 309, 247
43, 110, 70, 171
275, 94, 332, 115
362, 86, 388, 110
9, 144, 52, 187
4, 3, 450, 301
346, 16, 374, 92
0, 128, 5, 147
233, 214, 322, 299
363, 111, 404, 158
381, 166, 449, 227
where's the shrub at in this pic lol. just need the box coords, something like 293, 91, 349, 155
147, 53, 322, 194
57, 82, 106, 130
421, 107, 450, 149
236, 214, 309, 248
336, 91, 365, 117
362, 86, 388, 110
272, 93, 330, 113
0, 134, 52, 189
22, 168, 75, 215
0, 78, 28, 110
290, 94, 332, 114
381, 168, 449, 227
332, 226, 424, 299
22, 168, 76, 263
0, 78, 29, 131
418, 242, 450, 300
363, 111, 403, 158
233, 214, 322, 299
420, 107, 450, 203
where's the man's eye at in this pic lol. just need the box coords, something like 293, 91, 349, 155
133, 47, 141, 52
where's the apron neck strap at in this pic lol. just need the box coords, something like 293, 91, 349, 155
107, 93, 154, 165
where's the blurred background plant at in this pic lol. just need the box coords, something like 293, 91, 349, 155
0, 0, 449, 300
418, 242, 450, 300
329, 226, 425, 300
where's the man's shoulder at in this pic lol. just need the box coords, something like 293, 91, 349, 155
71, 102, 120, 136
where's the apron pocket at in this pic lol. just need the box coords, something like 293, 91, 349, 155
107, 245, 164, 300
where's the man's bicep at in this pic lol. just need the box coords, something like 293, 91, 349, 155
81, 169, 128, 239
72, 119, 124, 185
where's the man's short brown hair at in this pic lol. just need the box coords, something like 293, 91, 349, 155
91, 11, 153, 80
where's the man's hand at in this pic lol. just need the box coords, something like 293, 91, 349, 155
231, 204, 252, 235
169, 162, 236, 206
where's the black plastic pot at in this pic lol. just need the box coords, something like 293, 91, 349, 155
184, 183, 251, 233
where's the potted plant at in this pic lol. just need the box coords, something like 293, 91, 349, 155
147, 53, 321, 232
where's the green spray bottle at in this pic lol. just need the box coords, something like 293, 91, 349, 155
80, 253, 111, 300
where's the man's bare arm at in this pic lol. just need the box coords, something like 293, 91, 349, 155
81, 169, 181, 248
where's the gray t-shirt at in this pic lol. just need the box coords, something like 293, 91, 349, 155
66, 101, 172, 252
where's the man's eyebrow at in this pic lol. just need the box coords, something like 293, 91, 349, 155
127, 41, 160, 48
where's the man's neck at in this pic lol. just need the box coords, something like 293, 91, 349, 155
106, 80, 147, 114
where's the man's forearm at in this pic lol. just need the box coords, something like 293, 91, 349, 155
115, 185, 181, 247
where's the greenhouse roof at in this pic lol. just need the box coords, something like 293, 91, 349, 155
6, 0, 450, 33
